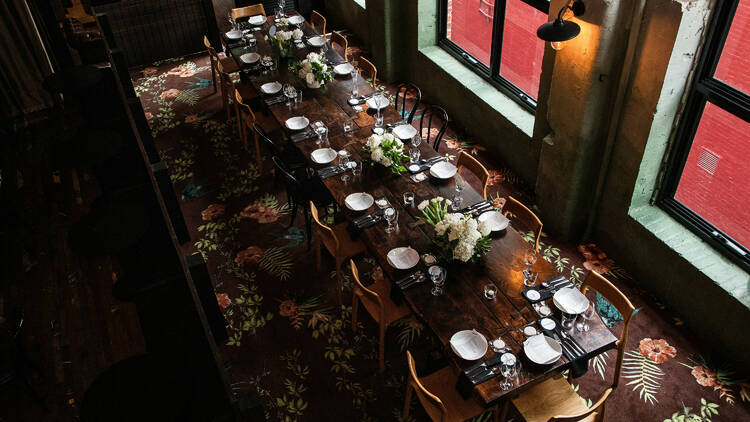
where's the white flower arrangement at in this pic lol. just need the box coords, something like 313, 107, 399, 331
272, 28, 303, 42
363, 132, 408, 174
291, 52, 332, 88
419, 197, 492, 263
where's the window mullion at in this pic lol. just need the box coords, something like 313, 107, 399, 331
489, 0, 507, 75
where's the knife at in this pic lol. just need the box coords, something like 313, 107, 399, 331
558, 330, 586, 356
552, 332, 576, 361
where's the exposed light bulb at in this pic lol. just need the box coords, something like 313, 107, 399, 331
550, 41, 565, 51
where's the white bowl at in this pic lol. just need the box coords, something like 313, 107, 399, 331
288, 15, 305, 25
392, 124, 418, 140
386, 247, 420, 270
334, 62, 355, 75
248, 15, 266, 26
240, 52, 260, 64
523, 334, 563, 365
307, 35, 326, 47
261, 81, 282, 94
553, 287, 589, 315
477, 211, 510, 231
226, 30, 242, 40
344, 193, 374, 211
311, 148, 337, 164
366, 96, 390, 110
450, 330, 488, 361
429, 161, 458, 179
285, 116, 310, 131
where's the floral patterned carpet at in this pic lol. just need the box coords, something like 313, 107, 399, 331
131, 47, 750, 421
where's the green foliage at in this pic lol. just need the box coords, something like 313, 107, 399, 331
175, 88, 200, 105
258, 247, 293, 280
664, 399, 719, 422
589, 351, 609, 380
622, 350, 664, 405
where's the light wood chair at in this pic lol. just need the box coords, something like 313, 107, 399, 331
234, 87, 263, 171
505, 374, 612, 422
310, 202, 366, 306
502, 196, 542, 252
204, 35, 239, 95
403, 350, 498, 422
231, 4, 266, 21
310, 10, 326, 35
358, 56, 377, 89
456, 151, 489, 200
330, 31, 348, 61
216, 60, 237, 121
350, 260, 411, 373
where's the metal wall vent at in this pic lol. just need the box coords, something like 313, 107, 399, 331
697, 148, 720, 175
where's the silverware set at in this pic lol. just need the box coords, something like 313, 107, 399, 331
395, 272, 426, 290
353, 211, 384, 228
460, 200, 493, 216
290, 129, 315, 142
463, 353, 504, 384
318, 165, 347, 179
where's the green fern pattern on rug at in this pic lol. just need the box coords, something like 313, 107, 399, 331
622, 349, 665, 405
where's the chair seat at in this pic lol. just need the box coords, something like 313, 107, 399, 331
420, 366, 489, 422
319, 222, 365, 260
511, 374, 592, 422
219, 57, 240, 74
361, 279, 411, 325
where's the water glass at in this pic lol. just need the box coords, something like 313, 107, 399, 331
575, 301, 596, 332
409, 147, 421, 163
561, 312, 576, 331
523, 247, 537, 273
429, 265, 446, 296
403, 191, 415, 207
343, 120, 353, 133
490, 337, 506, 353
283, 84, 296, 107
375, 197, 389, 209
374, 93, 384, 127
384, 207, 397, 234
313, 121, 328, 145
350, 160, 362, 177
295, 89, 302, 105
350, 70, 359, 98
523, 270, 538, 287
483, 283, 498, 300
411, 135, 421, 148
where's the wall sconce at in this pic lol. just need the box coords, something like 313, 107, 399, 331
537, 0, 586, 50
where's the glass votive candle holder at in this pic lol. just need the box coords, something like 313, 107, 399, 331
403, 191, 415, 207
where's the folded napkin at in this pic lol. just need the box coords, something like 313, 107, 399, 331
537, 321, 589, 378
522, 275, 569, 304
290, 130, 316, 143
347, 209, 385, 239
408, 157, 442, 174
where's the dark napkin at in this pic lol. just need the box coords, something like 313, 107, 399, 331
521, 275, 571, 304
346, 209, 385, 239
289, 130, 316, 143
317, 165, 347, 179
456, 353, 505, 399
541, 321, 589, 378
389, 271, 425, 305
408, 157, 443, 174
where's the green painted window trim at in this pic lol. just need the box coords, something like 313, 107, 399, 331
353, 0, 366, 9
418, 45, 535, 138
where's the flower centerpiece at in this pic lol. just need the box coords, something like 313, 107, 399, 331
418, 197, 492, 263
290, 52, 333, 88
362, 132, 408, 175
271, 28, 303, 58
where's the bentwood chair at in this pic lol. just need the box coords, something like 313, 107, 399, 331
311, 202, 366, 306
330, 31, 348, 61
403, 350, 498, 422
252, 122, 307, 177
504, 376, 613, 422
395, 83, 422, 123
310, 10, 326, 35
418, 105, 449, 151
456, 151, 489, 200
234, 88, 260, 164
358, 56, 377, 89
231, 4, 266, 21
502, 196, 542, 252
350, 260, 411, 373
204, 35, 238, 95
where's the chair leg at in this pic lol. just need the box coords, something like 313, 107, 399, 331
378, 323, 386, 373
335, 259, 343, 307
211, 62, 217, 94
236, 104, 243, 140
499, 399, 510, 422
402, 382, 413, 420
351, 294, 358, 332
289, 199, 297, 228
254, 130, 262, 173
305, 208, 312, 248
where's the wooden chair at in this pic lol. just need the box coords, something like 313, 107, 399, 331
231, 4, 266, 21
418, 105, 449, 151
350, 260, 411, 373
506, 375, 612, 422
310, 10, 326, 35
358, 56, 377, 89
215, 60, 236, 121
403, 350, 498, 422
330, 31, 348, 61
456, 151, 489, 200
204, 35, 238, 95
310, 202, 366, 306
502, 196, 542, 252
395, 82, 422, 123
234, 88, 261, 170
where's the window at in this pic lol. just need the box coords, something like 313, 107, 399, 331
440, 0, 549, 111
659, 0, 750, 269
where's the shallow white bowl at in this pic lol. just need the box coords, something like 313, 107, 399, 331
334, 62, 355, 75
386, 247, 420, 270
285, 116, 310, 131
311, 148, 337, 164
523, 334, 563, 365
553, 287, 589, 315
450, 330, 488, 361
226, 30, 242, 39
307, 35, 326, 47
392, 124, 418, 140
345, 193, 374, 212
429, 161, 458, 179
261, 81, 282, 94
288, 15, 305, 25
248, 15, 266, 26
477, 211, 510, 231
240, 52, 260, 64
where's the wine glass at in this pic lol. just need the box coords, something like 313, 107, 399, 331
350, 160, 362, 177
499, 353, 517, 390
575, 301, 596, 332
523, 247, 537, 282
350, 69, 359, 99
428, 265, 446, 296
384, 207, 397, 234
373, 93, 384, 128
283, 84, 295, 107
227, 11, 235, 29
313, 121, 328, 146
411, 134, 421, 148
277, 0, 286, 18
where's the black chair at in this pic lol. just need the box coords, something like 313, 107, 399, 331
272, 156, 334, 246
252, 122, 307, 173
418, 105, 449, 151
395, 83, 422, 123
1, 310, 46, 411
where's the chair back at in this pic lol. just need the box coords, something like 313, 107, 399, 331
502, 196, 542, 251
550, 387, 613, 422
310, 10, 326, 35
580, 270, 635, 388
252, 122, 279, 155
203, 35, 217, 58
456, 151, 489, 200
406, 350, 448, 421
272, 156, 301, 198
234, 88, 256, 124
232, 4, 266, 21
418, 105, 448, 151
358, 56, 377, 89
395, 83, 422, 123
310, 201, 339, 254
349, 259, 385, 323
215, 60, 233, 89
331, 31, 348, 61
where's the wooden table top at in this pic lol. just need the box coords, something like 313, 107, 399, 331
226, 12, 617, 406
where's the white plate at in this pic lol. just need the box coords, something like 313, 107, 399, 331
226, 30, 242, 40
248, 15, 266, 26
523, 334, 563, 365
525, 289, 541, 301
477, 211, 510, 231
386, 247, 420, 270
553, 287, 589, 315
408, 164, 421, 172
450, 330, 489, 361
261, 81, 282, 94
540, 318, 556, 331
365, 96, 390, 110
285, 116, 310, 131
429, 161, 458, 179
334, 62, 355, 75
288, 15, 305, 25
311, 148, 337, 164
344, 193, 374, 211
240, 52, 260, 64
307, 35, 326, 47
392, 124, 418, 140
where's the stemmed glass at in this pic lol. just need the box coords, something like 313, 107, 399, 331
313, 121, 328, 146
428, 265, 446, 296
384, 207, 397, 234
575, 301, 596, 332
350, 69, 359, 99
227, 11, 235, 30
451, 178, 464, 211
283, 84, 296, 107
338, 150, 351, 182
409, 135, 422, 163
373, 93, 384, 128
523, 247, 538, 286
499, 353, 517, 390
277, 0, 286, 19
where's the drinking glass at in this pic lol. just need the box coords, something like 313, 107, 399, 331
523, 271, 538, 287
338, 150, 351, 182
483, 283, 498, 300
409, 147, 421, 164
277, 0, 286, 18
227, 11, 235, 29
384, 207, 397, 234
561, 312, 576, 331
499, 353, 517, 390
350, 70, 359, 98
455, 178, 464, 195
403, 192, 415, 207
575, 301, 596, 332
490, 337, 506, 353
450, 195, 463, 211
343, 120, 353, 133
283, 84, 295, 107
261, 55, 272, 74
428, 265, 446, 296
411, 134, 421, 148
313, 121, 328, 145
374, 93, 384, 128
523, 247, 537, 273
350, 160, 362, 177
294, 89, 302, 105
375, 197, 389, 209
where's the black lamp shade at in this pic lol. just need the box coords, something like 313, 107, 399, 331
537, 18, 581, 42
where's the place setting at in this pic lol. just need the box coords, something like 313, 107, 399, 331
285, 116, 316, 142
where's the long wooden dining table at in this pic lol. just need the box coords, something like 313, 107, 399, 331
223, 11, 617, 407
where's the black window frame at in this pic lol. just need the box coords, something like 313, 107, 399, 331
438, 0, 550, 112
658, 0, 750, 271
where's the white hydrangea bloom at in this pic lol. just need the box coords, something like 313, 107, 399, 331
434, 221, 449, 236
478, 220, 492, 237
453, 241, 474, 262
292, 29, 303, 40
